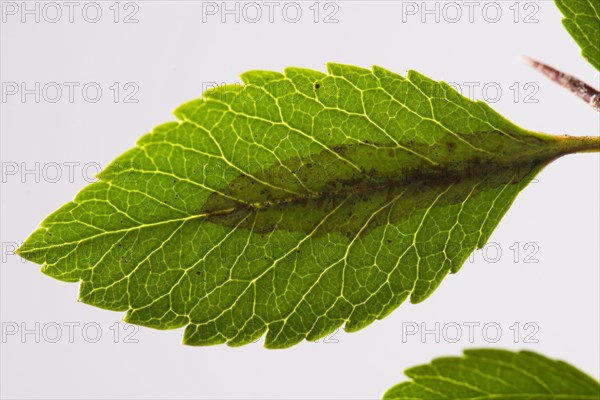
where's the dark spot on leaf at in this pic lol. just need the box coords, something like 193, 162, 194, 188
201, 142, 541, 240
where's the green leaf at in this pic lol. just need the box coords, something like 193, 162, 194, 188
383, 349, 600, 399
555, 0, 600, 71
17, 64, 600, 348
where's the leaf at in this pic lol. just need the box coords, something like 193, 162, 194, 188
17, 64, 600, 348
383, 349, 600, 399
555, 0, 600, 71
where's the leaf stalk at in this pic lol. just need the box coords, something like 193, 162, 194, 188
555, 135, 600, 155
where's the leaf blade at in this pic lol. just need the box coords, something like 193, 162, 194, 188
17, 64, 598, 348
555, 0, 600, 71
383, 349, 600, 399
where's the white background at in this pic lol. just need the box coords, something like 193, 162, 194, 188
1, 1, 599, 399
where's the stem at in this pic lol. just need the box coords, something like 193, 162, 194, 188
554, 135, 600, 155
523, 56, 600, 112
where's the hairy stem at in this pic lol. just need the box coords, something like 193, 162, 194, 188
523, 56, 600, 112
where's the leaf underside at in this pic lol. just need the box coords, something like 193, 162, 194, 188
555, 0, 600, 72
383, 349, 600, 399
18, 63, 576, 348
